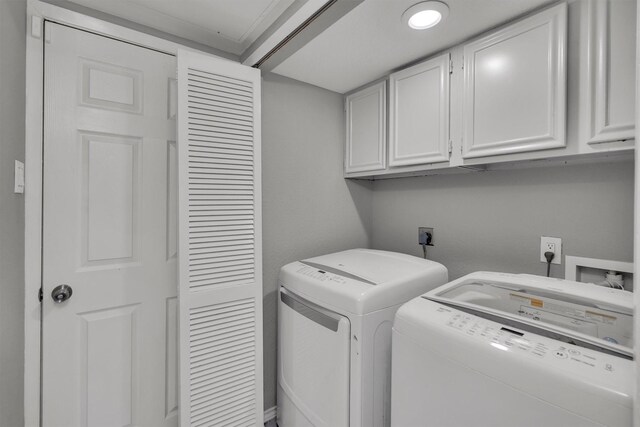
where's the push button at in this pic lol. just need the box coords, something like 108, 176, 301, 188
554, 350, 568, 359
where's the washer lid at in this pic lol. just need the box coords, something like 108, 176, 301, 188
279, 249, 448, 314
303, 248, 439, 285
425, 271, 633, 357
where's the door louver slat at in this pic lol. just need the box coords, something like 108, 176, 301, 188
189, 111, 253, 125
188, 82, 253, 101
188, 138, 254, 149
189, 244, 254, 257
188, 140, 254, 151
187, 69, 253, 89
187, 74, 253, 92
191, 105, 253, 121
189, 101, 254, 119
190, 342, 254, 373
188, 85, 253, 103
189, 228, 254, 238
190, 336, 255, 364
189, 157, 254, 166
188, 299, 255, 425
187, 219, 253, 227
190, 313, 255, 332
187, 90, 253, 110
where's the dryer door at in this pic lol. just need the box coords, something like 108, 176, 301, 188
278, 288, 350, 427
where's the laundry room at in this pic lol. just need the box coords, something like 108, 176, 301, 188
0, 0, 637, 426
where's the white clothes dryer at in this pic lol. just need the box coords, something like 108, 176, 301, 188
391, 271, 634, 427
277, 249, 448, 427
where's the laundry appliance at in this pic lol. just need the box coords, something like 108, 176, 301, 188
277, 249, 448, 427
391, 271, 633, 427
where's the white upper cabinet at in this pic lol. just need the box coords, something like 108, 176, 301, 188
462, 3, 567, 159
389, 53, 450, 167
583, 0, 636, 145
345, 81, 386, 174
342, 1, 635, 179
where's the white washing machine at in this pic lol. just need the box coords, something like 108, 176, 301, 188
277, 249, 448, 427
391, 271, 634, 427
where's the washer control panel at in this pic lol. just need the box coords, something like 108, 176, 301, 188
443, 309, 621, 373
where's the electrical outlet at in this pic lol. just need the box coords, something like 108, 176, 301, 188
540, 236, 561, 264
418, 227, 434, 246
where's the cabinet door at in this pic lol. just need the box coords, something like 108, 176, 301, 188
389, 53, 450, 166
345, 81, 386, 174
462, 3, 567, 159
584, 0, 636, 144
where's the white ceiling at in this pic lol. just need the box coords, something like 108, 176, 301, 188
65, 0, 555, 93
272, 0, 554, 93
68, 0, 297, 55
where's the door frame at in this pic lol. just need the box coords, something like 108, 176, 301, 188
634, 1, 640, 425
24, 2, 225, 425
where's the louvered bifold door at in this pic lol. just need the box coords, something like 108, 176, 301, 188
177, 50, 263, 427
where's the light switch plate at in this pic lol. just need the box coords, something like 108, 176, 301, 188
14, 160, 24, 194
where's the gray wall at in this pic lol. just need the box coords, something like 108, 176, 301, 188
0, 0, 26, 425
371, 161, 634, 280
0, 2, 634, 420
261, 72, 372, 409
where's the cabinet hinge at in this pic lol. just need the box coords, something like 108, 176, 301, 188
44, 23, 52, 43
31, 16, 43, 39
449, 59, 454, 75
448, 140, 453, 154
38, 288, 43, 303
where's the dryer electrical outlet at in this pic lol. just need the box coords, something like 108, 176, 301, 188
540, 236, 561, 264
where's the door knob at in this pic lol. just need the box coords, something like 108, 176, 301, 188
51, 284, 73, 303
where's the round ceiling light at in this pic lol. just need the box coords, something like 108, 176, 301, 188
402, 1, 449, 30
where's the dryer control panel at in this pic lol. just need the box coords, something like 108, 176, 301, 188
296, 265, 348, 284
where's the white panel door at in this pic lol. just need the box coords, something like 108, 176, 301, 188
345, 81, 386, 174
584, 0, 636, 144
177, 50, 263, 427
389, 53, 450, 167
42, 23, 178, 426
462, 3, 567, 159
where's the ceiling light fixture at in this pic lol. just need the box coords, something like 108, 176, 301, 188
402, 1, 449, 30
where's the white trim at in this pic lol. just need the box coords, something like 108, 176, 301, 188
264, 406, 277, 422
24, 2, 229, 425
634, 0, 640, 423
24, 8, 44, 427
27, 0, 217, 56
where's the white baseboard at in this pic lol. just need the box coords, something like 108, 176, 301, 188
264, 406, 277, 422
